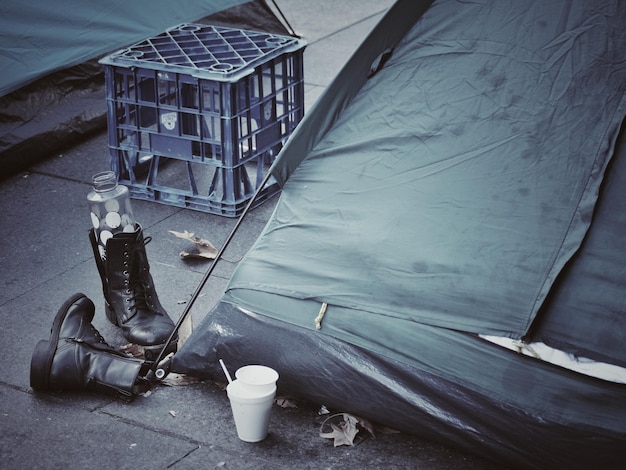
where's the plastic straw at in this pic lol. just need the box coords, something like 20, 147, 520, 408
219, 359, 233, 384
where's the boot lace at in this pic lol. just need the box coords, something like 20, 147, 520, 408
66, 323, 113, 351
126, 236, 159, 314
88, 323, 110, 346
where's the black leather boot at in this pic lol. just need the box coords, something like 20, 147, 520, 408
89, 224, 177, 361
30, 293, 149, 399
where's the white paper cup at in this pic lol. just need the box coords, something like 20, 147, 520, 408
227, 380, 276, 442
235, 365, 279, 394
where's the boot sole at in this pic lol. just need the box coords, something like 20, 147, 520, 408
104, 302, 178, 362
30, 339, 54, 390
30, 293, 93, 390
143, 338, 178, 362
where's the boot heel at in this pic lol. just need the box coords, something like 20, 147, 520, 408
30, 340, 54, 390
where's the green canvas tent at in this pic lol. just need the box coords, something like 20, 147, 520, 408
172, 0, 626, 467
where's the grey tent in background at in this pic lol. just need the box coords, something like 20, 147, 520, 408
172, 0, 626, 468
0, 0, 288, 177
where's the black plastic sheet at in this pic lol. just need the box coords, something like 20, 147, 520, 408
173, 302, 626, 469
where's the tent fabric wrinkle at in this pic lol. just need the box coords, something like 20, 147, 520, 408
269, 0, 436, 186
531, 113, 626, 368
226, 0, 626, 340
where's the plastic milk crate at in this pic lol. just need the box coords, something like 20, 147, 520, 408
99, 24, 306, 216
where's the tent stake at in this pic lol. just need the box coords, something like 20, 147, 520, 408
150, 169, 276, 375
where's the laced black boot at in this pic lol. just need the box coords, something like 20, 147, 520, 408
30, 293, 149, 399
89, 224, 177, 361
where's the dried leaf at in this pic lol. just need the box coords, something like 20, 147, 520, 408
320, 413, 359, 447
356, 416, 376, 438
326, 423, 358, 447
169, 230, 217, 260
275, 397, 298, 408
120, 343, 175, 363
161, 373, 203, 387
120, 343, 145, 359
169, 230, 197, 241
215, 380, 229, 391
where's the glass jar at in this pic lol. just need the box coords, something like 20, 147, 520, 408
87, 171, 135, 258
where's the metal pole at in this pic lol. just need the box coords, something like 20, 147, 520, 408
150, 169, 275, 375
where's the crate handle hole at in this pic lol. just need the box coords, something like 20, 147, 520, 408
265, 37, 288, 46
178, 24, 201, 32
210, 63, 234, 72
123, 50, 144, 59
